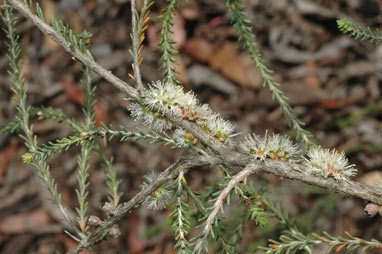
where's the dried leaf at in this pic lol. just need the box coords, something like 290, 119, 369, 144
185, 37, 215, 63
0, 209, 52, 234
359, 171, 382, 188
60, 77, 108, 125
209, 42, 261, 88
128, 213, 145, 254
0, 141, 18, 183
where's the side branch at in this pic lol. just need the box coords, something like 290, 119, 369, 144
193, 164, 260, 254
69, 152, 221, 254
259, 159, 382, 206
130, 0, 144, 96
222, 155, 382, 205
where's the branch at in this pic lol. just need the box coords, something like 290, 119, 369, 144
193, 163, 261, 254
337, 19, 382, 45
7, 0, 233, 157
69, 152, 221, 254
227, 0, 315, 147
7, 0, 138, 99
257, 159, 382, 206
130, 0, 144, 96
158, 0, 182, 86
261, 229, 382, 253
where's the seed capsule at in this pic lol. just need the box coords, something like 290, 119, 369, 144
365, 203, 380, 217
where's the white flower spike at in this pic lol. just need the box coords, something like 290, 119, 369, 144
268, 134, 300, 161
206, 114, 236, 143
130, 80, 237, 143
304, 147, 357, 180
146, 81, 194, 117
241, 131, 300, 161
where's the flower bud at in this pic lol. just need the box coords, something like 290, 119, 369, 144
22, 153, 34, 164
109, 224, 121, 238
88, 215, 102, 226
101, 202, 114, 216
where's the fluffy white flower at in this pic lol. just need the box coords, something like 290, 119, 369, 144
128, 102, 153, 125
194, 104, 213, 122
152, 117, 172, 132
206, 114, 236, 142
146, 81, 190, 116
140, 171, 173, 210
173, 128, 187, 146
173, 128, 198, 147
268, 134, 300, 161
175, 90, 198, 110
240, 132, 271, 161
128, 102, 172, 131
304, 147, 357, 180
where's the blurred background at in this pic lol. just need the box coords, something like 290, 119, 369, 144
0, 0, 381, 253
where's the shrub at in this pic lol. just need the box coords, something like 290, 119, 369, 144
1, 1, 382, 253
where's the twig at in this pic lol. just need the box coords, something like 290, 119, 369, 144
174, 170, 191, 253
193, 164, 260, 254
130, 0, 144, 97
258, 159, 382, 206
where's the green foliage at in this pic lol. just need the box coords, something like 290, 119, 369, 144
51, 16, 94, 58
0, 106, 78, 135
75, 46, 97, 233
18, 0, 94, 58
158, 0, 182, 86
260, 230, 382, 253
75, 141, 92, 233
20, 124, 181, 165
28, 134, 91, 162
1, 4, 62, 206
170, 173, 192, 254
213, 214, 245, 254
259, 229, 314, 253
336, 103, 382, 127
102, 124, 179, 147
129, 0, 154, 74
250, 207, 268, 227
96, 143, 123, 210
337, 19, 382, 45
23, 125, 181, 165
21, 152, 34, 164
227, 0, 315, 148
2, 0, 107, 242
